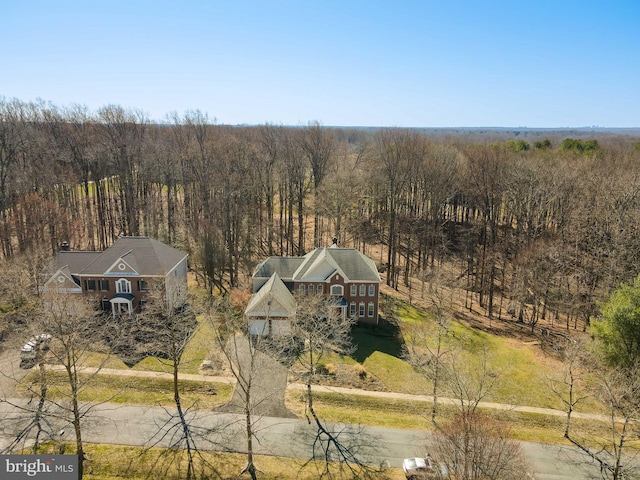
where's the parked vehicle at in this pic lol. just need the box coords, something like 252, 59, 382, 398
20, 334, 52, 365
403, 455, 446, 479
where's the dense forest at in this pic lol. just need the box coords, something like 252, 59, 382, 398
2, 97, 640, 331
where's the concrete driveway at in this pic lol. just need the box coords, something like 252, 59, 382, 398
0, 337, 31, 398
216, 334, 297, 418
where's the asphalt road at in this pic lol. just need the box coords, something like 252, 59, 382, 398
0, 398, 608, 479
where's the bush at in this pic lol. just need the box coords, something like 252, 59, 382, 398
353, 364, 367, 379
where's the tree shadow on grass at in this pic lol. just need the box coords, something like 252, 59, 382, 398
350, 316, 404, 364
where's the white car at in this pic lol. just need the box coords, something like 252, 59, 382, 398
20, 334, 52, 359
403, 456, 445, 479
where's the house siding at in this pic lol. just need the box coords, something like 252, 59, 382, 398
248, 247, 381, 329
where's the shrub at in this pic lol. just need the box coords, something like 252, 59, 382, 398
353, 364, 367, 379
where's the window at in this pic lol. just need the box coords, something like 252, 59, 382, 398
350, 284, 357, 296
350, 303, 356, 317
308, 284, 314, 295
368, 303, 374, 317
359, 303, 365, 317
299, 284, 306, 295
369, 284, 375, 296
359, 285, 366, 296
116, 278, 131, 294
137, 280, 148, 292
330, 285, 343, 296
316, 284, 323, 294
99, 280, 109, 291
85, 280, 96, 291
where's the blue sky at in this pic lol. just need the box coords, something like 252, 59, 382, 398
2, 1, 638, 127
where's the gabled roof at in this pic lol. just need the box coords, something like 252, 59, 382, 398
56, 251, 101, 275
43, 265, 82, 292
245, 273, 295, 318
297, 247, 381, 283
320, 248, 380, 282
253, 247, 379, 284
293, 248, 344, 281
56, 237, 187, 277
253, 257, 305, 280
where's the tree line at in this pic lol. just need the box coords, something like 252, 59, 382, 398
2, 97, 640, 330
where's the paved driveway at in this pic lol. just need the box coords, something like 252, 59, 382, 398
0, 337, 31, 398
216, 334, 297, 418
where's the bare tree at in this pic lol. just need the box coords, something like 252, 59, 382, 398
548, 337, 591, 438
403, 285, 455, 425
37, 289, 110, 479
206, 296, 294, 480
96, 105, 148, 237
445, 347, 501, 419
132, 281, 220, 480
430, 413, 531, 480
301, 121, 336, 248
272, 293, 385, 479
563, 363, 640, 480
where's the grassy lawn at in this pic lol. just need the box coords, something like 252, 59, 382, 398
130, 315, 215, 374
362, 351, 431, 395
352, 297, 600, 414
33, 444, 407, 480
20, 371, 233, 409
284, 389, 595, 446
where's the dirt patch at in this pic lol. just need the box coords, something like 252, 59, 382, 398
290, 363, 388, 392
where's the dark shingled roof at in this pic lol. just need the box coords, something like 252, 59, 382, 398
255, 247, 379, 283
254, 257, 305, 280
56, 251, 101, 274
322, 248, 379, 282
58, 237, 187, 276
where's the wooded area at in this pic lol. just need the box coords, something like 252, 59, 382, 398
2, 97, 640, 331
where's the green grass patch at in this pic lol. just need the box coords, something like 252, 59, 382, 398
286, 390, 432, 430
362, 351, 430, 395
20, 371, 233, 409
130, 316, 215, 374
386, 297, 590, 411
285, 389, 605, 446
80, 352, 130, 370
180, 317, 216, 374
33, 443, 406, 480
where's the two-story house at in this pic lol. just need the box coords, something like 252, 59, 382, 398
43, 236, 188, 316
246, 243, 381, 335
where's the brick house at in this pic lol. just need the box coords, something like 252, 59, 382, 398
246, 243, 381, 335
43, 236, 188, 316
